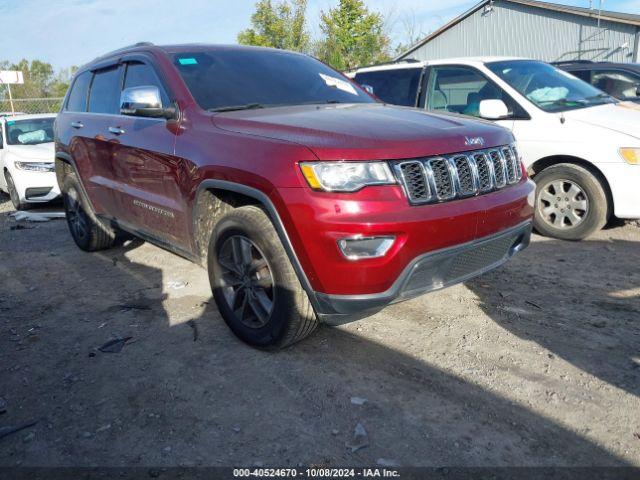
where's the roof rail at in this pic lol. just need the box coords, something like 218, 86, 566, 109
355, 57, 422, 70
551, 60, 594, 65
92, 42, 155, 62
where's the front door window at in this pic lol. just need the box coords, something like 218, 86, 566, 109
426, 66, 510, 118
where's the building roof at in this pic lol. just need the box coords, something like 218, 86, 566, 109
397, 0, 640, 60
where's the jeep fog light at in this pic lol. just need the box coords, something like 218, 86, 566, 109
338, 235, 395, 260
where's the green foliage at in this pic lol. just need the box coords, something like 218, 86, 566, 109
315, 0, 391, 71
0, 60, 77, 113
238, 0, 310, 52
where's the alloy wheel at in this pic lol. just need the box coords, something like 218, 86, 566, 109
218, 235, 274, 329
537, 179, 589, 230
65, 188, 88, 240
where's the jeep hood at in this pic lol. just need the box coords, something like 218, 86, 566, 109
563, 102, 640, 140
212, 103, 513, 160
6, 142, 55, 161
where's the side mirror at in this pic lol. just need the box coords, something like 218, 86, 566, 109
120, 86, 176, 119
479, 99, 509, 120
361, 84, 375, 95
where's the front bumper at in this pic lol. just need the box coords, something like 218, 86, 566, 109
314, 220, 532, 323
598, 162, 640, 219
11, 169, 61, 203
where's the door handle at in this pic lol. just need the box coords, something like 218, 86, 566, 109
108, 126, 125, 135
70, 121, 84, 129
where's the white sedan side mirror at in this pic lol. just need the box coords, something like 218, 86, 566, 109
479, 99, 509, 120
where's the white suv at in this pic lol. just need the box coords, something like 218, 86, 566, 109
349, 58, 640, 240
0, 114, 60, 210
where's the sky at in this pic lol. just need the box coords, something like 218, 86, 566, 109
0, 0, 639, 70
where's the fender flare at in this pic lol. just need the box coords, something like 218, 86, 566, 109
194, 179, 320, 311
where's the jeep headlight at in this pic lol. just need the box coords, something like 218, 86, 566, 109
300, 161, 395, 192
619, 148, 640, 165
14, 161, 55, 172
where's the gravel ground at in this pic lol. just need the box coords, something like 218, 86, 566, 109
0, 194, 638, 468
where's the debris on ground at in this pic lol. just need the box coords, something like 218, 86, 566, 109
0, 421, 38, 441
345, 423, 369, 453
98, 336, 133, 353
11, 211, 65, 222
167, 281, 188, 290
525, 300, 543, 310
9, 225, 33, 231
187, 320, 199, 342
350, 396, 367, 406
376, 458, 400, 467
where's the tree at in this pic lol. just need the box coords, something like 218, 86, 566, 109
238, 0, 309, 52
316, 0, 391, 71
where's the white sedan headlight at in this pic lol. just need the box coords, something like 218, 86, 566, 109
14, 161, 55, 172
300, 161, 396, 192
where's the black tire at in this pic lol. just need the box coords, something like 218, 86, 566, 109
62, 174, 116, 251
5, 171, 29, 211
208, 205, 318, 349
533, 163, 608, 241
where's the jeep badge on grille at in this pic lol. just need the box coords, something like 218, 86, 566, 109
465, 136, 485, 147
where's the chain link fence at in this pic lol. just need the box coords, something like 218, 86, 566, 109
1, 83, 64, 114
0, 97, 64, 114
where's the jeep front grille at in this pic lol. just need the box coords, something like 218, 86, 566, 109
394, 145, 522, 205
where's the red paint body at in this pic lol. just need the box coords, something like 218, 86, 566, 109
55, 45, 534, 298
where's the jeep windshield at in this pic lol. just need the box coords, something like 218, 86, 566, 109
6, 117, 55, 145
171, 49, 375, 112
487, 60, 617, 112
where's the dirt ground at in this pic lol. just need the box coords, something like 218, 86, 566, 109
0, 193, 638, 468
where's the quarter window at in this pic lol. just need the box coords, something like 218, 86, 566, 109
88, 66, 123, 114
123, 62, 169, 107
66, 71, 92, 112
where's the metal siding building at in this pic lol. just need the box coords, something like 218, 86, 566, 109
398, 0, 640, 63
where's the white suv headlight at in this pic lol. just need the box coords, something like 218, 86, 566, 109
14, 161, 55, 172
300, 161, 396, 192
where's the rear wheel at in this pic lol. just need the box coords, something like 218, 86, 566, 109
533, 163, 608, 241
62, 174, 117, 251
208, 206, 318, 349
5, 171, 29, 210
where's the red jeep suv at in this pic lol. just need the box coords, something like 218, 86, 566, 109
55, 43, 535, 349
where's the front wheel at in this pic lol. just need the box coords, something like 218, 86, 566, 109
208, 206, 318, 349
533, 163, 608, 241
5, 171, 29, 210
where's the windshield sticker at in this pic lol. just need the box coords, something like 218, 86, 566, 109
527, 87, 569, 103
6, 120, 14, 125
178, 57, 198, 66
319, 73, 358, 96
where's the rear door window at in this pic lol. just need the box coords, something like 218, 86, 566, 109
88, 66, 123, 114
66, 71, 92, 112
354, 68, 422, 106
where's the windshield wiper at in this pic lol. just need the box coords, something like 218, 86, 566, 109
584, 93, 614, 103
209, 103, 265, 112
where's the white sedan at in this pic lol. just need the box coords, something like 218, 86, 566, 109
0, 114, 59, 210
